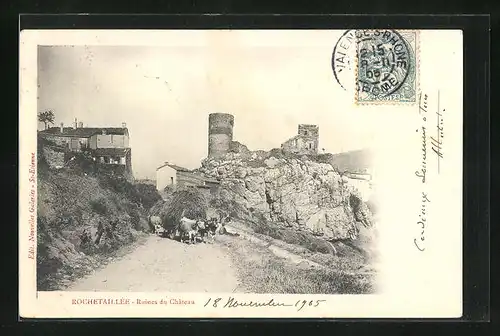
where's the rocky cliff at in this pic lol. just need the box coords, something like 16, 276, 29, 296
197, 149, 375, 241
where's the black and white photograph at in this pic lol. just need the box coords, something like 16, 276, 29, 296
19, 29, 463, 318
35, 41, 379, 294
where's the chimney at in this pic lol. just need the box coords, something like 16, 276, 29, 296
73, 118, 77, 129
60, 122, 64, 133
102, 129, 107, 135
121, 122, 127, 128
78, 122, 83, 128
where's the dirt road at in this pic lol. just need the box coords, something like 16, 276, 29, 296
67, 235, 241, 292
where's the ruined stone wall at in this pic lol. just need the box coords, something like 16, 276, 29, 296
176, 170, 205, 187
208, 113, 234, 158
281, 136, 301, 154
281, 124, 319, 155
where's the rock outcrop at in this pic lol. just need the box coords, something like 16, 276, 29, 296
198, 150, 375, 241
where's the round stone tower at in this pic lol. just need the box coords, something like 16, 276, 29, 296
208, 113, 234, 158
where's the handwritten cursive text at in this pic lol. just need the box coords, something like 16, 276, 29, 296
414, 192, 430, 251
430, 90, 444, 173
415, 93, 428, 183
204, 297, 327, 312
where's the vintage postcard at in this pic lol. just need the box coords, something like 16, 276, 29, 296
19, 29, 463, 319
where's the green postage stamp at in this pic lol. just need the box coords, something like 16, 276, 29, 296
355, 30, 418, 104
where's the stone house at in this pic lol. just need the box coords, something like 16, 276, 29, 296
156, 162, 220, 196
39, 120, 129, 152
38, 119, 132, 176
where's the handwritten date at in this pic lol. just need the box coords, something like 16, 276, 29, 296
204, 297, 327, 312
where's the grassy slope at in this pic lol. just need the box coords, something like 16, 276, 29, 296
216, 233, 375, 294
36, 146, 159, 290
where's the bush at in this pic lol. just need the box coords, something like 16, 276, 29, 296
89, 198, 108, 215
149, 199, 166, 217
134, 183, 162, 209
126, 202, 142, 230
98, 174, 141, 204
64, 151, 98, 176
98, 174, 162, 211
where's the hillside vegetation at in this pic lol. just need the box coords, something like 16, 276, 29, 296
36, 136, 161, 290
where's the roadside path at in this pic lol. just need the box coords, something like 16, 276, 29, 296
67, 235, 240, 292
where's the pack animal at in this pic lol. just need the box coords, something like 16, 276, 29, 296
195, 220, 208, 243
216, 215, 231, 235
177, 216, 201, 244
204, 217, 220, 242
149, 215, 163, 235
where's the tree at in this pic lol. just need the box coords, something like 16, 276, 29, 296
38, 110, 55, 130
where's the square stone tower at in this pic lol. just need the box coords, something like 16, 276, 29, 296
297, 124, 319, 154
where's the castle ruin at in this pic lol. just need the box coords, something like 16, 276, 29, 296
207, 113, 319, 157
281, 124, 319, 155
208, 113, 234, 158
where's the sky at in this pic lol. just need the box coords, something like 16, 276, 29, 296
37, 31, 375, 180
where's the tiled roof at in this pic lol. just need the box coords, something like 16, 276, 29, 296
92, 148, 130, 157
40, 127, 128, 138
170, 164, 192, 172
156, 162, 191, 172
204, 178, 221, 184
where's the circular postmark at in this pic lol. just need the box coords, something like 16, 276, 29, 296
331, 30, 357, 91
332, 29, 416, 103
355, 30, 413, 100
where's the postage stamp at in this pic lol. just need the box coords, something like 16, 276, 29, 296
355, 29, 419, 105
19, 28, 463, 319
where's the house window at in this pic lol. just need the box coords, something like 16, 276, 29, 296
111, 135, 114, 143
170, 177, 174, 184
